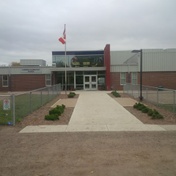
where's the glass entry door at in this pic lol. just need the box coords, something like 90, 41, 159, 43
84, 75, 97, 90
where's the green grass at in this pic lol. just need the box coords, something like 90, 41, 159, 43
15, 93, 51, 121
158, 104, 176, 113
0, 92, 58, 125
111, 90, 121, 97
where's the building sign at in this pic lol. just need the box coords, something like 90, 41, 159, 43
21, 68, 41, 73
3, 99, 10, 110
71, 55, 104, 67
54, 55, 104, 68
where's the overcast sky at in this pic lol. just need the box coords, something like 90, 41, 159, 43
0, 0, 176, 65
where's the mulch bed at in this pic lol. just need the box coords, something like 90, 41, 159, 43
109, 92, 176, 124
17, 94, 77, 128
121, 94, 176, 125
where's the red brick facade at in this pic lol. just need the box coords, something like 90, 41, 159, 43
111, 72, 121, 90
104, 44, 111, 90
0, 75, 46, 91
111, 71, 176, 90
142, 72, 176, 89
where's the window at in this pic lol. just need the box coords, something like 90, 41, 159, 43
131, 72, 137, 84
2, 75, 9, 87
120, 73, 126, 85
45, 74, 51, 86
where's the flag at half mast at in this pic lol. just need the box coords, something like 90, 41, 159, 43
58, 24, 66, 44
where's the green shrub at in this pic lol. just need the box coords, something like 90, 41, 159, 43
49, 108, 62, 116
156, 114, 164, 119
141, 107, 149, 113
133, 102, 145, 111
147, 109, 153, 116
68, 92, 76, 98
45, 114, 59, 121
138, 104, 146, 110
151, 109, 163, 119
133, 102, 164, 120
45, 104, 65, 121
133, 103, 138, 109
111, 90, 121, 97
70, 92, 76, 96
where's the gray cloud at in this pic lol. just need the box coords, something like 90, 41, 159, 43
0, 0, 176, 65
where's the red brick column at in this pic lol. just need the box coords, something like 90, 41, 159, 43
104, 44, 111, 90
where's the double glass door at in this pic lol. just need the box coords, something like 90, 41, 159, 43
84, 75, 97, 90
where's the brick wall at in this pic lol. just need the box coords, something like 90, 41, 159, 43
0, 75, 46, 91
104, 44, 111, 90
142, 72, 176, 89
11, 75, 46, 91
111, 72, 123, 90
111, 71, 176, 90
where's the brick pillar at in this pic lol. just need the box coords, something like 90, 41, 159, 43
104, 44, 111, 90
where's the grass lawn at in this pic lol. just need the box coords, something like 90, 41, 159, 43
158, 104, 176, 113
0, 93, 56, 125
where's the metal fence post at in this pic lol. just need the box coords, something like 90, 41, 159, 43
48, 87, 49, 101
173, 90, 175, 113
52, 86, 54, 97
30, 92, 32, 113
41, 91, 43, 106
157, 88, 159, 106
146, 88, 148, 101
12, 94, 15, 126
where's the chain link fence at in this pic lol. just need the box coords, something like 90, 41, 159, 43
123, 83, 176, 113
0, 84, 61, 126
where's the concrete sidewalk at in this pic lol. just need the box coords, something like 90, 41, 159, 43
20, 91, 176, 133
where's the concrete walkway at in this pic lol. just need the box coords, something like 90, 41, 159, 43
20, 91, 176, 133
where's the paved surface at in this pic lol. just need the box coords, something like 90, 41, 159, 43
51, 98, 78, 108
20, 91, 176, 133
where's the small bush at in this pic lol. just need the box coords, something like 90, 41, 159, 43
151, 109, 164, 119
45, 104, 65, 121
45, 114, 59, 121
138, 104, 146, 111
141, 107, 149, 113
134, 102, 145, 111
111, 90, 121, 97
147, 109, 153, 116
156, 114, 164, 119
133, 103, 138, 109
133, 102, 164, 120
49, 108, 62, 116
68, 92, 76, 98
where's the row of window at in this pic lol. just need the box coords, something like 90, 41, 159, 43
1, 73, 137, 88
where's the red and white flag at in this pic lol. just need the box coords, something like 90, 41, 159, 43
58, 24, 66, 44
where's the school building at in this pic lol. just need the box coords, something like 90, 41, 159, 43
0, 44, 176, 92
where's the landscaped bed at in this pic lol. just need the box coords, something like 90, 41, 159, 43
16, 91, 176, 128
109, 92, 176, 125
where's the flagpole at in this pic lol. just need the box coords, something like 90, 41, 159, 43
64, 24, 67, 95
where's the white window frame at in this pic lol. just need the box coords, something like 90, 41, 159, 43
131, 72, 138, 85
45, 74, 51, 86
2, 75, 9, 87
120, 73, 126, 85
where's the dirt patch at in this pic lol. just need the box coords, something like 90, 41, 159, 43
1, 92, 176, 175
0, 131, 176, 176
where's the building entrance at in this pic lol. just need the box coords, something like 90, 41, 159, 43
84, 75, 97, 90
